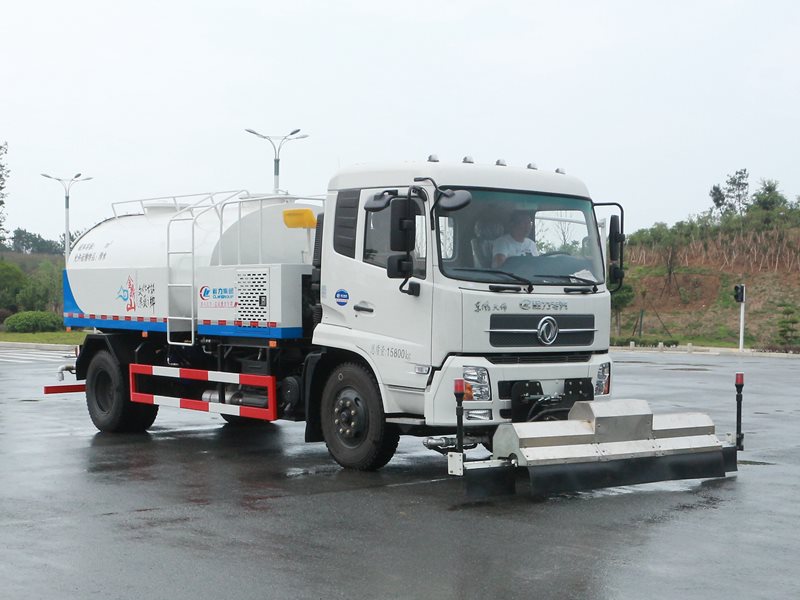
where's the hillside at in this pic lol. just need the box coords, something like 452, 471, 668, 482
613, 228, 800, 349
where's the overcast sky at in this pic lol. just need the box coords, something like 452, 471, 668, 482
1, 0, 798, 239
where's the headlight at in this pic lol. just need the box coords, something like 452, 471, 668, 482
594, 362, 611, 396
463, 366, 491, 401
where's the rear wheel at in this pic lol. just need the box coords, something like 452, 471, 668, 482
321, 362, 399, 470
86, 350, 158, 432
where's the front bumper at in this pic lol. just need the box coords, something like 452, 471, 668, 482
424, 352, 611, 427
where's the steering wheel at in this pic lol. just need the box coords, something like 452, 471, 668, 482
538, 251, 571, 257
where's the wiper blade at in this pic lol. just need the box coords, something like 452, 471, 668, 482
531, 273, 599, 288
451, 267, 534, 290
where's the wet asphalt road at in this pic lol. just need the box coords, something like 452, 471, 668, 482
1, 348, 798, 600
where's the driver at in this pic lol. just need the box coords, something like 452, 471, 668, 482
492, 210, 538, 268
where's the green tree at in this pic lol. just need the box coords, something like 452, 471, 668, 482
725, 168, 750, 215
750, 179, 787, 212
0, 142, 9, 247
775, 303, 799, 347
610, 283, 635, 336
709, 168, 750, 216
0, 260, 26, 311
11, 228, 62, 254
709, 184, 726, 215
16, 261, 61, 312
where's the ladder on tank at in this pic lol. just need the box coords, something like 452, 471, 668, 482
165, 191, 245, 346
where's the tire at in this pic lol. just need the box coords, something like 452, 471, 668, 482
86, 350, 158, 432
321, 362, 399, 470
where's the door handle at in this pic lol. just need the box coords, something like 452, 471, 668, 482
354, 303, 374, 313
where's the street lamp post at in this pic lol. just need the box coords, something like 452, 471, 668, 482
41, 173, 93, 262
244, 128, 309, 194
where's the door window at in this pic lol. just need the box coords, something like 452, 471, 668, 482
364, 198, 426, 278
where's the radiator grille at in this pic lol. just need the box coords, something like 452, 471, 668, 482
489, 314, 595, 347
486, 352, 592, 365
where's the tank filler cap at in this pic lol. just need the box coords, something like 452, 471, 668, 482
428, 154, 440, 162
495, 159, 507, 166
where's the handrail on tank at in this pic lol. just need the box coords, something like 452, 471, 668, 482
111, 190, 247, 218
186, 193, 323, 267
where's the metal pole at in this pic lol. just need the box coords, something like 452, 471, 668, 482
64, 191, 70, 262
273, 157, 280, 194
739, 299, 745, 352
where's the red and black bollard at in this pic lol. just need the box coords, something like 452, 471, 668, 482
454, 378, 465, 453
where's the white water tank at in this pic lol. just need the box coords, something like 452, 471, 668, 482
63, 193, 321, 334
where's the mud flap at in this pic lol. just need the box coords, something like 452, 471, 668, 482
527, 449, 728, 496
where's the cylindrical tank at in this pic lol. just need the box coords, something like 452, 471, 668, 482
63, 194, 321, 330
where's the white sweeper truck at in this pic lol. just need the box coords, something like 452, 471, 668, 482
44, 157, 741, 496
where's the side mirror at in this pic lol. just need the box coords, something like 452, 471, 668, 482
387, 254, 414, 279
438, 189, 472, 212
390, 198, 417, 252
609, 215, 623, 262
365, 189, 397, 212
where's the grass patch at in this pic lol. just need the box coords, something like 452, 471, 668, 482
0, 330, 88, 345
627, 265, 667, 278
715, 274, 736, 309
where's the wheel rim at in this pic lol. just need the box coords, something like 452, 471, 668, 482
331, 387, 368, 448
93, 370, 113, 414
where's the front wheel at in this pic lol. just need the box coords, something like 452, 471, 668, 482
321, 362, 399, 470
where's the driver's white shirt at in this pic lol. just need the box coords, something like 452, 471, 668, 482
492, 234, 538, 261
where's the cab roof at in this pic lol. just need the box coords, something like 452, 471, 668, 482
327, 161, 592, 199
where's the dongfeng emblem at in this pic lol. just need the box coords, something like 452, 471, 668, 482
537, 316, 559, 345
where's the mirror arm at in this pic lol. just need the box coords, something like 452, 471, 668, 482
413, 176, 448, 229
399, 278, 421, 296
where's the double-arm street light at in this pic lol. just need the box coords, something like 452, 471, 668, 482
244, 128, 309, 194
41, 172, 93, 261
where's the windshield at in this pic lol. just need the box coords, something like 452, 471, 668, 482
436, 189, 605, 285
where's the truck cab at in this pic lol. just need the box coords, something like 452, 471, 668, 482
310, 160, 623, 466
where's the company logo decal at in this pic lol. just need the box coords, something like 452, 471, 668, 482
537, 316, 559, 345
116, 276, 156, 312
520, 300, 568, 311
116, 275, 137, 312
335, 289, 349, 306
199, 285, 236, 309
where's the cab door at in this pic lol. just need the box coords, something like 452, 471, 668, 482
319, 188, 432, 394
